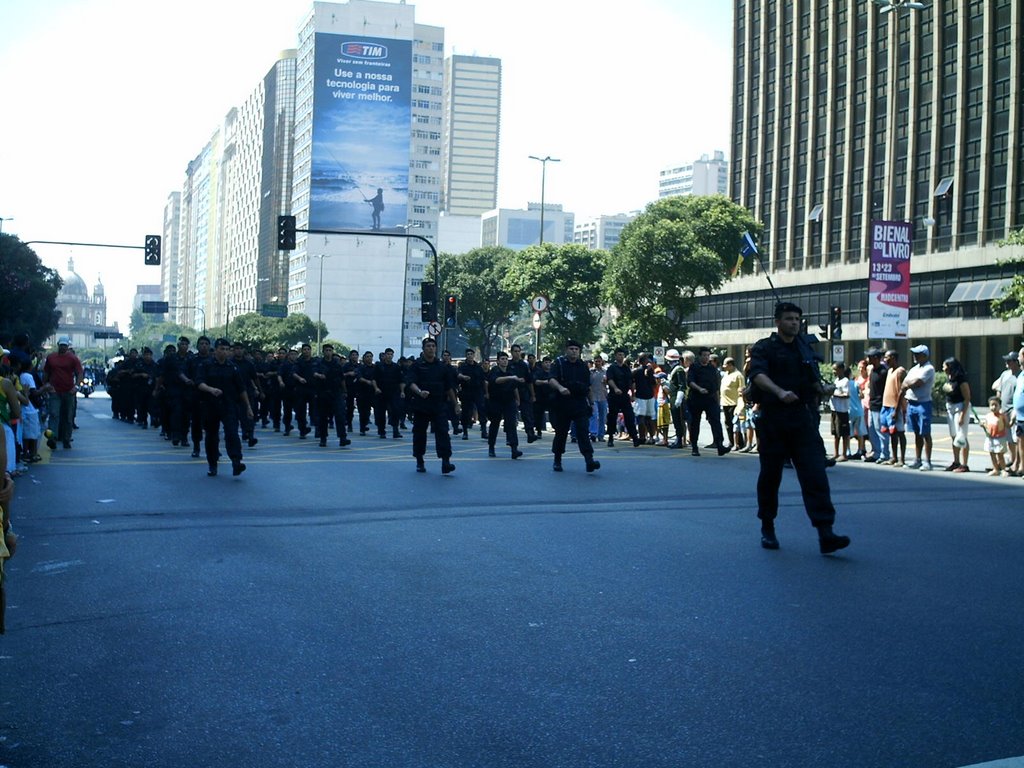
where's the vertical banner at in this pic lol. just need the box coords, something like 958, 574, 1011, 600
867, 220, 912, 339
310, 34, 411, 231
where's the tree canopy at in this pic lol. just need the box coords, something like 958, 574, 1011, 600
992, 227, 1024, 319
0, 234, 62, 345
503, 243, 607, 355
603, 195, 761, 350
438, 246, 520, 359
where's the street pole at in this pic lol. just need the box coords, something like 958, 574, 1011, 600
528, 155, 560, 246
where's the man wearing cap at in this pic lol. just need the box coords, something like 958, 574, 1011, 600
548, 340, 600, 473
749, 302, 850, 554
992, 351, 1020, 474
901, 344, 935, 470
665, 349, 688, 449
865, 347, 888, 463
42, 337, 83, 450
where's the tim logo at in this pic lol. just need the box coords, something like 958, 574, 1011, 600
342, 41, 388, 60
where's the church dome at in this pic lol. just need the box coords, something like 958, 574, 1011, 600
59, 257, 89, 298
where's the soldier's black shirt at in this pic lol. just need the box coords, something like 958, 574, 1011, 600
748, 332, 820, 413
374, 361, 403, 394
486, 366, 519, 404
197, 359, 247, 404
456, 361, 484, 394
687, 361, 720, 399
316, 356, 346, 394
605, 362, 632, 397
294, 357, 317, 388
233, 356, 259, 392
549, 355, 592, 417
632, 365, 655, 399
405, 356, 456, 414
508, 359, 532, 386
185, 352, 211, 382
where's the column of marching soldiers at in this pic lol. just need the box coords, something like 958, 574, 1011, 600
102, 335, 574, 468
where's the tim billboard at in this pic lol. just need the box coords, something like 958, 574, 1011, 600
310, 34, 411, 232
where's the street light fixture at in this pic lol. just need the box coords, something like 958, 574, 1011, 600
528, 155, 560, 246
0, 217, 12, 234
311, 253, 332, 351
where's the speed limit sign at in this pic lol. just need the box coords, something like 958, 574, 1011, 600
427, 321, 443, 337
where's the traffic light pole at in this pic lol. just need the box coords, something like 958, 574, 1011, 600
297, 226, 441, 348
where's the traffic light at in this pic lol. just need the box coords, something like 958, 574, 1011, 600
444, 294, 457, 327
420, 282, 437, 322
830, 306, 843, 340
144, 234, 161, 266
277, 215, 297, 250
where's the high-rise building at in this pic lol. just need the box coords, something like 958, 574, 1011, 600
442, 55, 501, 216
481, 203, 574, 250
216, 50, 297, 331
161, 191, 180, 322
688, 1, 1022, 398
177, 133, 221, 334
288, 0, 443, 355
658, 151, 729, 198
574, 213, 636, 251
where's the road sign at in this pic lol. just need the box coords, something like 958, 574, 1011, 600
141, 301, 169, 314
261, 303, 288, 318
427, 321, 443, 337
654, 346, 665, 360
832, 344, 845, 364
532, 313, 543, 330
531, 295, 549, 313
93, 331, 124, 340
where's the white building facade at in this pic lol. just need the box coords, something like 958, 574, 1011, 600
658, 150, 729, 198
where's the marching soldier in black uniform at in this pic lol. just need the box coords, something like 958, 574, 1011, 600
196, 338, 253, 477
405, 337, 458, 474
313, 344, 351, 448
456, 348, 486, 440
231, 342, 261, 447
532, 356, 554, 437
355, 351, 377, 435
373, 347, 405, 439
132, 347, 158, 428
185, 336, 213, 457
485, 350, 522, 459
749, 302, 850, 554
342, 350, 360, 431
509, 344, 538, 442
291, 343, 316, 439
606, 348, 640, 447
549, 340, 600, 473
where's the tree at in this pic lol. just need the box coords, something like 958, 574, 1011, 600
502, 243, 607, 355
0, 234, 62, 344
603, 195, 761, 347
992, 227, 1024, 319
227, 312, 331, 350
438, 246, 520, 359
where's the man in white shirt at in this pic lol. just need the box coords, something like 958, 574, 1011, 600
901, 344, 935, 470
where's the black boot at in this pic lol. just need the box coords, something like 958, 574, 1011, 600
511, 448, 523, 459
441, 459, 456, 474
553, 456, 563, 472
818, 526, 851, 554
585, 457, 600, 472
415, 458, 426, 473
760, 525, 780, 550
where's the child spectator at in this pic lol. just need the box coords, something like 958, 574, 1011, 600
984, 396, 1010, 477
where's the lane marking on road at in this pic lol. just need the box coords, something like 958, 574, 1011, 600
957, 758, 1024, 768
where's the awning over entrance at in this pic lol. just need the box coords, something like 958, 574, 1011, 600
947, 278, 1012, 303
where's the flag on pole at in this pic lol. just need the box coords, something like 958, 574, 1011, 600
733, 231, 758, 276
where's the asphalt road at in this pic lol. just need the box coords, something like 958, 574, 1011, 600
2, 393, 1022, 768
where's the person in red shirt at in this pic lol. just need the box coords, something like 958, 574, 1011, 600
42, 337, 83, 450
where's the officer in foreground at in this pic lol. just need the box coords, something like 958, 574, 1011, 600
405, 337, 457, 474
548, 340, 600, 473
748, 302, 850, 554
196, 338, 253, 477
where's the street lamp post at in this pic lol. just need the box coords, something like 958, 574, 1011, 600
528, 155, 560, 246
312, 253, 332, 351
0, 217, 12, 234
